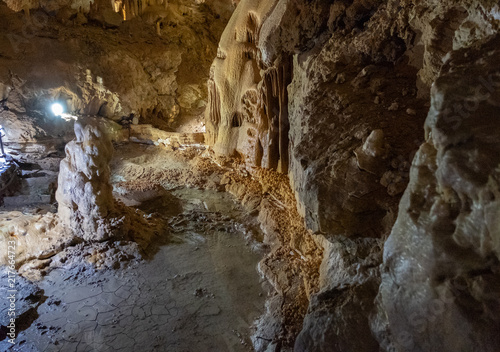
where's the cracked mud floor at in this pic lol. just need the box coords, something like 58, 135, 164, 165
0, 186, 268, 351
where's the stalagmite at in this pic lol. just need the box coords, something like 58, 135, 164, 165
55, 118, 120, 241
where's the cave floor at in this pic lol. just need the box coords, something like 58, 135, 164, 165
0, 143, 269, 351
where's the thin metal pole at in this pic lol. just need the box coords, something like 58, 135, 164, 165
0, 130, 4, 157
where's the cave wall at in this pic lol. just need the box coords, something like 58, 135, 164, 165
373, 35, 500, 352
1, 0, 499, 350
207, 0, 500, 238
0, 0, 234, 144
206, 0, 500, 351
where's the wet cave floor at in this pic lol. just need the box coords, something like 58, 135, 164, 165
0, 144, 269, 352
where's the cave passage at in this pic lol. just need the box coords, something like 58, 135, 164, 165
0, 142, 268, 352
2, 0, 500, 351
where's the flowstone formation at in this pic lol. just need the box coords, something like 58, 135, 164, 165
206, 0, 291, 173
56, 118, 122, 242
373, 35, 500, 352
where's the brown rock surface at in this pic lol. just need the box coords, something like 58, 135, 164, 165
1, 0, 500, 350
205, 0, 500, 350
0, 0, 233, 134
373, 34, 500, 352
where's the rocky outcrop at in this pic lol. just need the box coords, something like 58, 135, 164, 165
205, 0, 292, 173
205, 0, 500, 350
54, 118, 165, 251
55, 118, 120, 241
0, 118, 162, 268
129, 124, 205, 148
296, 236, 382, 352
373, 35, 500, 352
207, 0, 500, 231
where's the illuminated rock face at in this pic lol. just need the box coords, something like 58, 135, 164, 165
207, 0, 500, 234
373, 35, 500, 352
206, 0, 500, 351
1, 0, 500, 350
206, 0, 291, 173
56, 118, 117, 241
3, 0, 97, 13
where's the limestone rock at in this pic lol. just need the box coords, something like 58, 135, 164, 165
0, 111, 46, 143
0, 0, 233, 131
373, 34, 500, 352
205, 0, 292, 173
205, 1, 500, 350
0, 82, 11, 101
89, 1, 123, 28
55, 118, 120, 241
354, 129, 390, 175
0, 211, 73, 266
296, 237, 382, 352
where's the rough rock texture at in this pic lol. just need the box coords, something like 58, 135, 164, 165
205, 0, 500, 350
54, 118, 160, 246
373, 35, 500, 352
0, 121, 163, 269
0, 0, 233, 133
55, 118, 121, 241
2, 0, 500, 350
0, 157, 18, 200
129, 124, 205, 148
0, 211, 72, 266
295, 237, 383, 352
207, 0, 500, 232
206, 0, 293, 173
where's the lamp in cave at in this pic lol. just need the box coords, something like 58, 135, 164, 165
51, 103, 64, 117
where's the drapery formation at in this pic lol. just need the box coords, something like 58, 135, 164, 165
256, 56, 291, 173
205, 50, 292, 173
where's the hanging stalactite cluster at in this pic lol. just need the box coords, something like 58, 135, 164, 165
255, 56, 291, 173
112, 0, 167, 20
205, 6, 292, 174
206, 78, 221, 146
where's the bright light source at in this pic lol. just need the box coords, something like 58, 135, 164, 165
51, 103, 64, 116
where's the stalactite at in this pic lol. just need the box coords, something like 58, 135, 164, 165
277, 55, 291, 174
255, 138, 263, 167
0, 0, 169, 15
2, 0, 39, 13
256, 56, 291, 173
208, 79, 221, 126
115, 0, 168, 20
206, 79, 221, 146
261, 68, 280, 170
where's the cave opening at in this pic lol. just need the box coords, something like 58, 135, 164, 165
1, 0, 500, 352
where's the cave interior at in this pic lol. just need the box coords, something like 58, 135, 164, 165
0, 0, 500, 351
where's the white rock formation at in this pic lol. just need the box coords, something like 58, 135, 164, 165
56, 117, 120, 241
